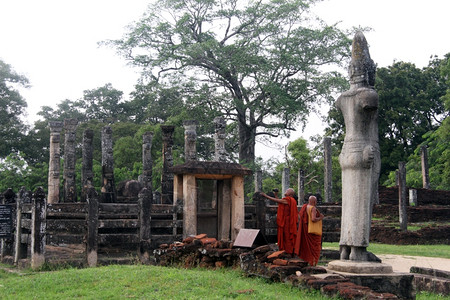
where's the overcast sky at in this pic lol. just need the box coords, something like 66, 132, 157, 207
1, 0, 449, 159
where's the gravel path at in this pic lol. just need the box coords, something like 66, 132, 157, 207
378, 254, 450, 273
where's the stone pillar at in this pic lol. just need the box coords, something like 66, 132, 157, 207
31, 187, 46, 270
101, 126, 116, 203
254, 170, 265, 237
138, 187, 152, 262
217, 179, 231, 241
183, 174, 197, 238
183, 120, 198, 162
282, 168, 290, 196
421, 146, 430, 189
214, 117, 227, 162
86, 186, 98, 267
324, 137, 332, 203
142, 132, 154, 190
254, 170, 262, 192
398, 162, 407, 231
173, 175, 183, 207
298, 169, 305, 205
63, 119, 78, 203
14, 187, 29, 264
48, 121, 63, 204
231, 176, 245, 240
81, 129, 94, 202
161, 125, 175, 204
409, 189, 417, 207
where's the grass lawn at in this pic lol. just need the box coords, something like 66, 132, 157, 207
2, 243, 450, 299
0, 265, 332, 300
322, 242, 450, 259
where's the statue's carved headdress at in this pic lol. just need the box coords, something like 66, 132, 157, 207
349, 31, 376, 87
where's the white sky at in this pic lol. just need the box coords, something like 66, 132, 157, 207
1, 0, 449, 160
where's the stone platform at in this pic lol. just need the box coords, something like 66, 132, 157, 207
326, 260, 414, 299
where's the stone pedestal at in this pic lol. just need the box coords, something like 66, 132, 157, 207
327, 260, 393, 274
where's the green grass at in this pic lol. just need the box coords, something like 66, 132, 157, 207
323, 242, 450, 259
417, 292, 450, 300
0, 265, 334, 299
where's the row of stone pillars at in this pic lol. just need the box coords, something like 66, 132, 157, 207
47, 120, 176, 204
288, 137, 431, 204
182, 117, 228, 163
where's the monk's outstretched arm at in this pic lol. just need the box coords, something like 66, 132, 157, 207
260, 193, 288, 204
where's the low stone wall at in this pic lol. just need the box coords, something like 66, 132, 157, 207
379, 186, 450, 206
410, 266, 450, 295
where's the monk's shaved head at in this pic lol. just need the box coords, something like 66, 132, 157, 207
308, 195, 317, 205
286, 188, 295, 196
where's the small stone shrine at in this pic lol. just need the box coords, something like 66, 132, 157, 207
171, 119, 251, 241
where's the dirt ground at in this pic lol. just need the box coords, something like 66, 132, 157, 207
377, 254, 450, 273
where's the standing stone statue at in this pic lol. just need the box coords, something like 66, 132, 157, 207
336, 32, 380, 261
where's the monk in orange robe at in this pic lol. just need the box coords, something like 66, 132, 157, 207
261, 188, 298, 254
294, 195, 324, 266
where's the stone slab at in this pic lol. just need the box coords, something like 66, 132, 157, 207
327, 260, 393, 274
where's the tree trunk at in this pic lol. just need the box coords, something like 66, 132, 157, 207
238, 121, 255, 166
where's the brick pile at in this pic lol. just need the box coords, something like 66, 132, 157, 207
152, 233, 244, 268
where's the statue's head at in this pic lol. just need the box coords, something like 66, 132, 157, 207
349, 31, 376, 87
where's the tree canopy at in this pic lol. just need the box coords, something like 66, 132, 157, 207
0, 59, 29, 157
107, 0, 352, 165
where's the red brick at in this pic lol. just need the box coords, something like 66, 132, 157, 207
267, 250, 285, 259
273, 259, 288, 266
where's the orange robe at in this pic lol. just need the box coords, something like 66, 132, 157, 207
276, 196, 298, 254
294, 204, 322, 266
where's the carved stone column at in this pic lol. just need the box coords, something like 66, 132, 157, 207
421, 146, 430, 189
282, 168, 290, 196
324, 137, 332, 203
398, 161, 407, 231
214, 117, 227, 162
298, 169, 305, 205
63, 119, 78, 202
183, 120, 198, 162
81, 129, 94, 202
101, 126, 116, 203
142, 132, 154, 191
48, 121, 63, 204
161, 125, 175, 204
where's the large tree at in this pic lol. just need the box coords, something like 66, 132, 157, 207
0, 59, 29, 157
107, 0, 351, 165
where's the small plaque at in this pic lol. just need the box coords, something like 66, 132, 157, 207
0, 205, 13, 239
234, 228, 267, 248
